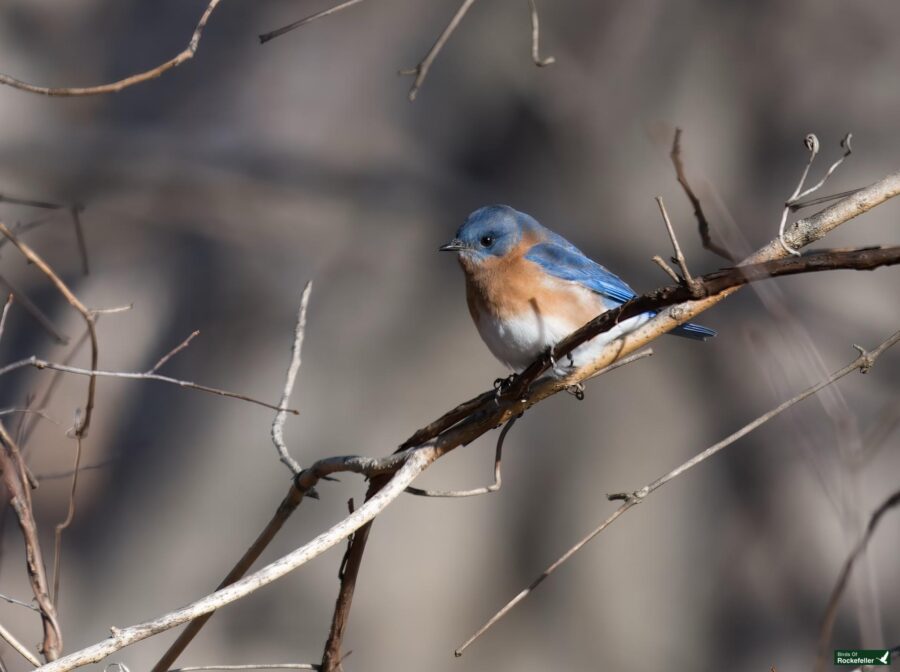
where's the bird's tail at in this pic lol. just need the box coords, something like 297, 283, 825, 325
670, 322, 717, 340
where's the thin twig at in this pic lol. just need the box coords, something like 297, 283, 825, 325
0, 422, 62, 660
455, 331, 900, 656
0, 274, 68, 344
400, 0, 479, 101
36, 458, 116, 481
669, 128, 734, 261
19, 324, 94, 450
0, 0, 223, 96
259, 0, 367, 44
0, 591, 38, 611
0, 294, 12, 344
815, 488, 900, 672
0, 357, 297, 415
0, 194, 63, 210
796, 133, 852, 202
789, 187, 862, 212
90, 304, 133, 316
69, 207, 89, 276
779, 133, 852, 256
272, 281, 312, 475
52, 435, 83, 603
147, 330, 200, 375
0, 621, 41, 667
655, 196, 701, 297
0, 408, 58, 425
320, 479, 385, 671
0, 222, 97, 436
405, 415, 515, 497
527, 0, 555, 66
651, 255, 681, 284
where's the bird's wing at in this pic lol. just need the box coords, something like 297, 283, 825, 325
524, 241, 636, 305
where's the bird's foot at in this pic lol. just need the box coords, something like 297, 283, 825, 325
494, 373, 519, 399
566, 382, 585, 401
548, 348, 577, 377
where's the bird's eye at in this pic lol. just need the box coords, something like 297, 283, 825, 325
480, 235, 495, 247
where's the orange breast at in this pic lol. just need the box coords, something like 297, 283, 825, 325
461, 240, 602, 329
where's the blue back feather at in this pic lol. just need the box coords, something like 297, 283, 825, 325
524, 241, 637, 305
525, 229, 717, 341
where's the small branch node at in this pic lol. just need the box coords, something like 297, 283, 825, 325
852, 344, 875, 373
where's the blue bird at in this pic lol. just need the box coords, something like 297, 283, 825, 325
440, 205, 715, 374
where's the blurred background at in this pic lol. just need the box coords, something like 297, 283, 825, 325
0, 1, 899, 670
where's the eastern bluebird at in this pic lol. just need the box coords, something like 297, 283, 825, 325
440, 205, 715, 375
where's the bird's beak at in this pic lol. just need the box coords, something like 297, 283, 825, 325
439, 238, 466, 252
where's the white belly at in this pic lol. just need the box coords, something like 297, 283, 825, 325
475, 309, 651, 375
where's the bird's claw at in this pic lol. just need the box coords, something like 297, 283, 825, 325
494, 373, 519, 397
566, 382, 585, 400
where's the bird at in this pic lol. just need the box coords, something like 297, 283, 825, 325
439, 205, 715, 376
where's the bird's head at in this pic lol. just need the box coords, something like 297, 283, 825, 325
440, 205, 539, 263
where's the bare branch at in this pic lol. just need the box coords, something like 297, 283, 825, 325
405, 415, 515, 497
320, 481, 384, 671
779, 133, 852, 255
36, 458, 116, 481
0, 194, 63, 210
0, 357, 297, 415
52, 435, 84, 603
0, 591, 39, 611
0, 621, 41, 667
815, 488, 900, 672
0, 274, 69, 344
69, 206, 89, 276
18, 323, 93, 450
669, 128, 735, 261
0, 0, 222, 97
651, 255, 681, 284
259, 0, 368, 44
272, 281, 312, 475
528, 0, 555, 67
0, 422, 62, 660
456, 330, 900, 655
90, 304, 133, 316
0, 293, 11, 344
400, 0, 479, 101
654, 196, 703, 297
0, 222, 97, 436
146, 330, 200, 375
37, 449, 437, 672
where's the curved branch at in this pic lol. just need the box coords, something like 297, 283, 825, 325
0, 0, 222, 97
